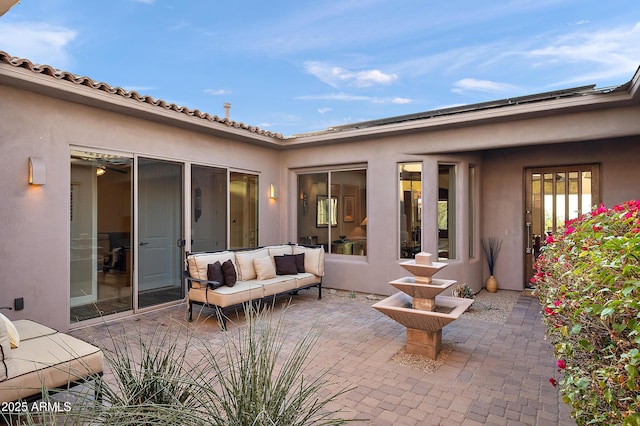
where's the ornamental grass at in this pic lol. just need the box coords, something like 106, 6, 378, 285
10, 303, 353, 425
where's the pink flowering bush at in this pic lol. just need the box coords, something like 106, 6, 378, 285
533, 200, 640, 426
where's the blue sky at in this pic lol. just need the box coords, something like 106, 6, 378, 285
1, 1, 639, 136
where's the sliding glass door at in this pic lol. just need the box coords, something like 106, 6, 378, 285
70, 150, 133, 323
137, 158, 184, 308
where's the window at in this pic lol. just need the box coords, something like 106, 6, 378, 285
298, 168, 367, 255
191, 165, 227, 252
229, 172, 259, 249
399, 163, 422, 259
469, 165, 476, 259
438, 164, 456, 260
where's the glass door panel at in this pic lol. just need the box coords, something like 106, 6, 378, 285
191, 165, 227, 252
229, 172, 258, 249
138, 158, 184, 308
70, 150, 133, 323
524, 164, 599, 287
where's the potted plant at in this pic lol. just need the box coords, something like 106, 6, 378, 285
481, 237, 502, 293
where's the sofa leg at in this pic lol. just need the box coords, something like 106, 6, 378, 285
318, 284, 322, 299
188, 302, 193, 322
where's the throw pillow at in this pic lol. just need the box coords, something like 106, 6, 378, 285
254, 256, 277, 280
221, 259, 237, 287
0, 313, 19, 348
286, 253, 305, 273
274, 255, 298, 275
235, 248, 269, 281
293, 246, 325, 276
206, 261, 225, 289
0, 322, 12, 381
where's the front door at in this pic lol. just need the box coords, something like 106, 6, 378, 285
138, 158, 184, 308
524, 165, 600, 286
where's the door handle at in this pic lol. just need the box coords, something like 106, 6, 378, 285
525, 223, 531, 254
139, 242, 149, 246
177, 239, 186, 247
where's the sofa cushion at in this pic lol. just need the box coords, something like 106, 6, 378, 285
235, 248, 269, 281
13, 320, 57, 342
189, 281, 263, 308
260, 276, 297, 297
0, 322, 11, 382
293, 246, 325, 276
222, 259, 237, 287
254, 256, 277, 281
187, 251, 236, 288
268, 245, 293, 264
206, 262, 225, 289
287, 253, 305, 273
0, 313, 19, 349
295, 272, 320, 289
274, 255, 298, 275
0, 330, 103, 402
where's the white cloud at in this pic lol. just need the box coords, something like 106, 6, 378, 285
132, 0, 156, 4
297, 92, 412, 105
205, 88, 231, 96
525, 22, 640, 84
304, 61, 397, 88
0, 22, 76, 68
317, 107, 332, 114
452, 78, 521, 94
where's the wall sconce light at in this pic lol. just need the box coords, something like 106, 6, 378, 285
96, 165, 106, 176
28, 157, 46, 185
269, 184, 277, 199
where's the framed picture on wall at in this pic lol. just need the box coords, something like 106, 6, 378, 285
343, 196, 355, 222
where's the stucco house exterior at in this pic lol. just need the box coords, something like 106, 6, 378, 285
1, 48, 639, 332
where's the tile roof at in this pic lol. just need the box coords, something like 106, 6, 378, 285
0, 50, 285, 140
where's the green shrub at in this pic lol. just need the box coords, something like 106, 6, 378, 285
533, 200, 640, 426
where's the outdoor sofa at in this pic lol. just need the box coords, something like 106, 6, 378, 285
0, 315, 103, 404
185, 244, 324, 328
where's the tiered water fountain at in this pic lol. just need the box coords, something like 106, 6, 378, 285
372, 252, 474, 359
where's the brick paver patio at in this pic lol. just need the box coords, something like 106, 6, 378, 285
71, 289, 576, 425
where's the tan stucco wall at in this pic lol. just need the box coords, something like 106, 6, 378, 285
481, 137, 640, 291
0, 85, 282, 331
1, 77, 639, 331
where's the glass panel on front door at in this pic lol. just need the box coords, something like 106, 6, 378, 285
138, 158, 184, 309
524, 165, 599, 287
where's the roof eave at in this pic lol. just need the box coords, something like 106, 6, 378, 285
287, 74, 640, 147
0, 62, 285, 147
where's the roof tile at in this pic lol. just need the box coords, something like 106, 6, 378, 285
0, 50, 284, 140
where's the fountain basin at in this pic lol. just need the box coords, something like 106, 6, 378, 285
389, 277, 457, 300
372, 292, 473, 332
399, 260, 448, 283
